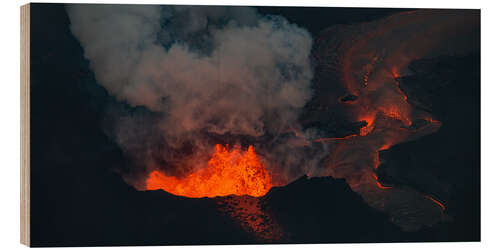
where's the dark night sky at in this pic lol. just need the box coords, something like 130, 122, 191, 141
257, 6, 408, 35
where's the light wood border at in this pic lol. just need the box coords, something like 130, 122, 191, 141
20, 3, 30, 247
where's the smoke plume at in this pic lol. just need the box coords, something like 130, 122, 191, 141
66, 4, 319, 186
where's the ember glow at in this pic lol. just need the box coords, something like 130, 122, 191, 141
217, 196, 284, 241
146, 144, 272, 198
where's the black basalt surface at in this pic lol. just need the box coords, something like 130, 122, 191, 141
378, 54, 480, 241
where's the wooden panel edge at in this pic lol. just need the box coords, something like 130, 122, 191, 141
20, 3, 30, 247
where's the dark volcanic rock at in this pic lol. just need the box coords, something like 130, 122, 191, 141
397, 55, 479, 119
377, 54, 480, 241
29, 3, 478, 246
262, 176, 404, 243
339, 93, 359, 103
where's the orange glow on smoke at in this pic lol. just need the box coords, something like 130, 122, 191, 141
146, 144, 272, 198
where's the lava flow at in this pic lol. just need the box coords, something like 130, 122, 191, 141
146, 144, 272, 198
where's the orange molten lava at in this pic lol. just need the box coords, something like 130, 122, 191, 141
146, 144, 272, 198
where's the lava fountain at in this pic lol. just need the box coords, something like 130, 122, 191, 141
146, 144, 282, 241
146, 144, 272, 198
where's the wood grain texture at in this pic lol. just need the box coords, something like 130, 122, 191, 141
20, 3, 30, 247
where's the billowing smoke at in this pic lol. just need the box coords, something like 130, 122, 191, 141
67, 5, 478, 231
66, 4, 321, 186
